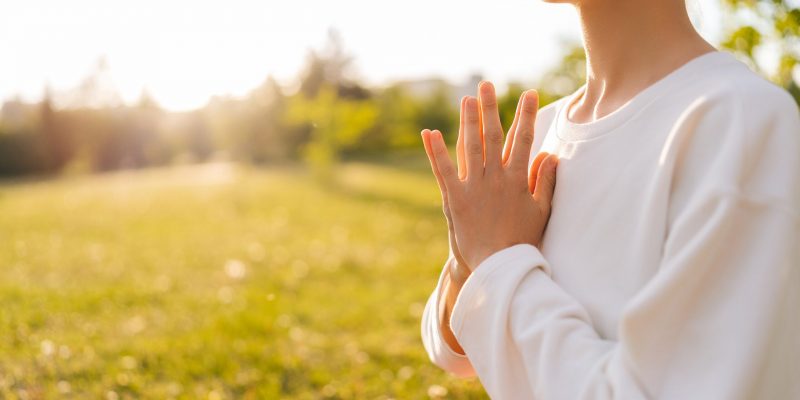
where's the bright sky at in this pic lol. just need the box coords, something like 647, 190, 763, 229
1, 0, 722, 111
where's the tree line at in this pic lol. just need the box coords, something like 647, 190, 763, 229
0, 0, 796, 178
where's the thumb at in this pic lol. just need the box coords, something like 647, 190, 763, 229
533, 154, 558, 207
528, 152, 549, 194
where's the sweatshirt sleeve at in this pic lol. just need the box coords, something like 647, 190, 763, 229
421, 257, 476, 377
448, 91, 800, 399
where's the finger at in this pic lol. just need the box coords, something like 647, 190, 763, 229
430, 129, 460, 191
533, 154, 559, 209
478, 82, 504, 171
528, 151, 549, 194
462, 96, 483, 178
457, 96, 467, 180
502, 91, 523, 165
421, 129, 449, 202
508, 90, 539, 173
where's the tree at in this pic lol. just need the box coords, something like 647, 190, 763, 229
536, 44, 587, 107
414, 83, 457, 146
286, 86, 378, 180
40, 86, 73, 171
721, 0, 800, 102
299, 29, 357, 99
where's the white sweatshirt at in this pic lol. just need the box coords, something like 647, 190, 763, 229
421, 51, 800, 399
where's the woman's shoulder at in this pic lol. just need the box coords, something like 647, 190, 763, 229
689, 54, 798, 119
669, 56, 800, 209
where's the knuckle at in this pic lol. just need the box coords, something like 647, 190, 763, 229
467, 142, 483, 156
433, 143, 448, 156
517, 131, 534, 146
439, 164, 456, 177
487, 131, 503, 145
463, 105, 480, 124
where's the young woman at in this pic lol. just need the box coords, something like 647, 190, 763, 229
419, 0, 800, 398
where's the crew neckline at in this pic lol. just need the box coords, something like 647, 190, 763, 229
555, 50, 739, 142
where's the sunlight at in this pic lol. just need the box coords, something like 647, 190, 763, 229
1, 0, 585, 110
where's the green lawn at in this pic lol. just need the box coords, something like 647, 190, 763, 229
0, 160, 487, 399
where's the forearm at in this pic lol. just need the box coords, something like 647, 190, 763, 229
438, 258, 469, 355
420, 257, 476, 376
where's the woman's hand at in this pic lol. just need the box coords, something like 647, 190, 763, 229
421, 82, 558, 271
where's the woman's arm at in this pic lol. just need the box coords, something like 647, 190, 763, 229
436, 86, 800, 398
420, 84, 556, 376
420, 257, 476, 376
451, 197, 798, 399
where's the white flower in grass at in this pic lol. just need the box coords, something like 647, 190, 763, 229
57, 380, 71, 394
224, 259, 247, 280
40, 340, 55, 357
397, 366, 414, 381
427, 384, 448, 398
120, 355, 137, 370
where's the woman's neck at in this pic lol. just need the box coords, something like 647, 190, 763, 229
568, 0, 716, 123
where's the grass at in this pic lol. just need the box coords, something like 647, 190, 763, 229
0, 159, 487, 399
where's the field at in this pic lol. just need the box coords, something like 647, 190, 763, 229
0, 158, 487, 399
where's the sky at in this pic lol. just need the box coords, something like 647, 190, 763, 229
1, 0, 722, 111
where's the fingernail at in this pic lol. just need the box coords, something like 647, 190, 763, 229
479, 81, 494, 95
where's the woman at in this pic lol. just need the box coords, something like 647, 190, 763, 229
419, 0, 800, 398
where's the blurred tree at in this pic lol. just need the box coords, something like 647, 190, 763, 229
721, 0, 800, 102
40, 86, 73, 171
135, 91, 172, 166
299, 29, 357, 99
362, 84, 419, 152
0, 131, 49, 175
498, 82, 526, 129
68, 57, 123, 109
537, 44, 587, 106
414, 82, 457, 146
240, 77, 291, 163
287, 86, 378, 180
186, 111, 213, 162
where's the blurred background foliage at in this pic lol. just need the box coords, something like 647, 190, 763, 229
3, 0, 798, 179
4, 0, 798, 179
721, 0, 800, 97
1, 1, 798, 398
0, 30, 579, 179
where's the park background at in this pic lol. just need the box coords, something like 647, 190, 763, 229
1, 0, 798, 398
